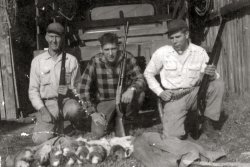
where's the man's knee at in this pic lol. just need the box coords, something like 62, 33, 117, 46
32, 132, 54, 144
32, 121, 55, 144
163, 102, 185, 114
91, 121, 106, 139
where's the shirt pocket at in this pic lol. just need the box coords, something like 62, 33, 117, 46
40, 70, 51, 86
163, 61, 178, 77
187, 64, 201, 78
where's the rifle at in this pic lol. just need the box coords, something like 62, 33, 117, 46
193, 20, 226, 139
115, 12, 130, 137
195, 0, 250, 138
57, 51, 66, 134
197, 20, 226, 116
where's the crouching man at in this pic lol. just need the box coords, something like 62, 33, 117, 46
29, 22, 83, 144
79, 33, 146, 139
144, 19, 224, 139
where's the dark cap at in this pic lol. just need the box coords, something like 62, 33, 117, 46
46, 22, 64, 35
167, 19, 188, 34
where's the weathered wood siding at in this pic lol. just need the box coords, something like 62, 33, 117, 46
0, 0, 17, 120
204, 0, 250, 95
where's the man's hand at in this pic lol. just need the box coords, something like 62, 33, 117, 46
204, 65, 216, 76
121, 88, 135, 104
204, 64, 217, 80
39, 106, 49, 113
58, 85, 68, 95
91, 112, 106, 126
159, 90, 172, 102
86, 106, 96, 116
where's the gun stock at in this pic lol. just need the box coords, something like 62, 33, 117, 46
115, 80, 126, 137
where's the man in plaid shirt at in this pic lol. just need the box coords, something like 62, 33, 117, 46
80, 33, 145, 138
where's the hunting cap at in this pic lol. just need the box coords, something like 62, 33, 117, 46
46, 22, 64, 35
167, 19, 188, 34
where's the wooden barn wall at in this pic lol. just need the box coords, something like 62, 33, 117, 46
204, 0, 250, 95
0, 0, 17, 120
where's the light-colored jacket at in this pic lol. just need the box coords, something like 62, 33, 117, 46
28, 51, 81, 110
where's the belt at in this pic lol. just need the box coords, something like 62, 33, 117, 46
168, 88, 194, 101
42, 97, 58, 101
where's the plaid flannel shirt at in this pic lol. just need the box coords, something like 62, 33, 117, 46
79, 51, 145, 104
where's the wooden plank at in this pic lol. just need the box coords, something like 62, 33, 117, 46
0, 42, 6, 120
227, 20, 234, 93
243, 16, 248, 91
245, 15, 250, 91
0, 5, 7, 119
2, 33, 17, 119
239, 17, 244, 94
204, 0, 250, 95
232, 18, 238, 93
0, 4, 17, 120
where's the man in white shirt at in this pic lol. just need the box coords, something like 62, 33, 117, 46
144, 19, 224, 139
29, 22, 82, 144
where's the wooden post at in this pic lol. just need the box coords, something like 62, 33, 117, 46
0, 0, 17, 120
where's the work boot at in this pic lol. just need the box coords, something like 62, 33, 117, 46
201, 117, 221, 139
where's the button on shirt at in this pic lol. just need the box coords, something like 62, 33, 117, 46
144, 43, 216, 96
29, 51, 81, 110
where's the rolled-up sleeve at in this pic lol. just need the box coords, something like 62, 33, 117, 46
70, 57, 81, 89
200, 49, 220, 79
28, 58, 44, 111
144, 51, 164, 96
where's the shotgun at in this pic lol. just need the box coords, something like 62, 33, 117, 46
197, 20, 226, 117
57, 51, 66, 134
193, 20, 226, 139
115, 12, 129, 137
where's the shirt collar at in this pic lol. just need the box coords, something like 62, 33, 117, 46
44, 51, 52, 60
44, 51, 68, 62
170, 42, 193, 55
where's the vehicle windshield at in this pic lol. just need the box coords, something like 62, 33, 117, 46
90, 3, 155, 20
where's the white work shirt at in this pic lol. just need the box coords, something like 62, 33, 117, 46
29, 51, 81, 110
144, 43, 216, 96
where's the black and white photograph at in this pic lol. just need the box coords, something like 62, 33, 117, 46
1, 0, 250, 166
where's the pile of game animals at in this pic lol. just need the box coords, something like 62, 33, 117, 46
6, 136, 134, 167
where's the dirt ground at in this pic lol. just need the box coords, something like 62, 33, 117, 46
1, 92, 250, 166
